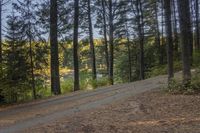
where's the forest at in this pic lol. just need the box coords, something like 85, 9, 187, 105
0, 0, 199, 103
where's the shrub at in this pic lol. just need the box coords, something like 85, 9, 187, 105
90, 77, 110, 89
61, 78, 74, 93
167, 70, 200, 95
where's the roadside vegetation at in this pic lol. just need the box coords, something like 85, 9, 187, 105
0, 0, 199, 105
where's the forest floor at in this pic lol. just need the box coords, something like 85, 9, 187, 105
27, 90, 200, 133
0, 72, 200, 133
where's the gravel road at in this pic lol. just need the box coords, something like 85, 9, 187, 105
0, 73, 176, 133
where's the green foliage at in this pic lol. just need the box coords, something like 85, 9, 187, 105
89, 78, 110, 89
148, 61, 182, 77
115, 53, 130, 83
193, 51, 200, 67
148, 65, 167, 77
167, 70, 200, 95
61, 78, 74, 93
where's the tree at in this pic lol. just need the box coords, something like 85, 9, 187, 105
13, 0, 49, 99
108, 0, 114, 85
195, 0, 200, 50
3, 10, 30, 103
154, 0, 162, 65
101, 0, 109, 76
88, 0, 97, 80
83, 0, 97, 80
0, 0, 2, 66
164, 0, 174, 82
136, 0, 145, 80
0, 0, 11, 67
172, 0, 179, 55
50, 0, 61, 95
73, 0, 80, 91
94, 0, 109, 76
177, 0, 192, 84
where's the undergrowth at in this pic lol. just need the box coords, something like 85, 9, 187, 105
166, 69, 200, 95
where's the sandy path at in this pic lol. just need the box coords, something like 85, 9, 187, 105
0, 73, 177, 133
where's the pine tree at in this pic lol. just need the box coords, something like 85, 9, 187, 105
50, 0, 61, 95
73, 0, 80, 91
0, 0, 11, 68
80, 0, 97, 80
94, 0, 109, 76
3, 10, 30, 103
177, 0, 192, 85
164, 0, 174, 82
13, 0, 49, 98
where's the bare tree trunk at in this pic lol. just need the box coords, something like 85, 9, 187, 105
101, 0, 109, 76
161, 0, 165, 65
28, 1, 36, 99
195, 0, 200, 50
50, 0, 61, 95
172, 0, 179, 55
0, 0, 2, 66
190, 0, 194, 59
125, 22, 132, 82
87, 0, 97, 80
155, 1, 162, 65
108, 0, 114, 85
164, 0, 174, 82
177, 0, 192, 85
29, 38, 36, 99
136, 0, 145, 80
73, 0, 80, 91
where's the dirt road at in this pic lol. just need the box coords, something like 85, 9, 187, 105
0, 73, 172, 133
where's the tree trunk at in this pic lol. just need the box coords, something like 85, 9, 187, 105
0, 1, 2, 66
101, 0, 109, 76
136, 0, 145, 80
195, 0, 200, 50
73, 0, 80, 91
28, 1, 36, 99
50, 0, 61, 95
87, 0, 97, 80
189, 0, 194, 59
108, 0, 114, 85
177, 0, 192, 85
164, 0, 174, 82
127, 35, 132, 82
29, 38, 36, 99
125, 21, 132, 82
172, 0, 179, 55
161, 0, 165, 65
155, 1, 162, 65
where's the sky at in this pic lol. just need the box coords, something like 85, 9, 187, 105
2, 0, 100, 39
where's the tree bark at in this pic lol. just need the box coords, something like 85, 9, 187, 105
29, 38, 36, 99
189, 0, 194, 59
127, 34, 132, 82
125, 20, 132, 82
73, 0, 80, 91
164, 0, 174, 82
172, 0, 179, 55
136, 0, 145, 80
50, 0, 61, 95
0, 1, 2, 66
177, 0, 192, 84
87, 0, 97, 80
108, 0, 114, 85
28, 1, 36, 99
195, 0, 200, 50
154, 1, 162, 65
161, 0, 165, 65
101, 0, 109, 76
